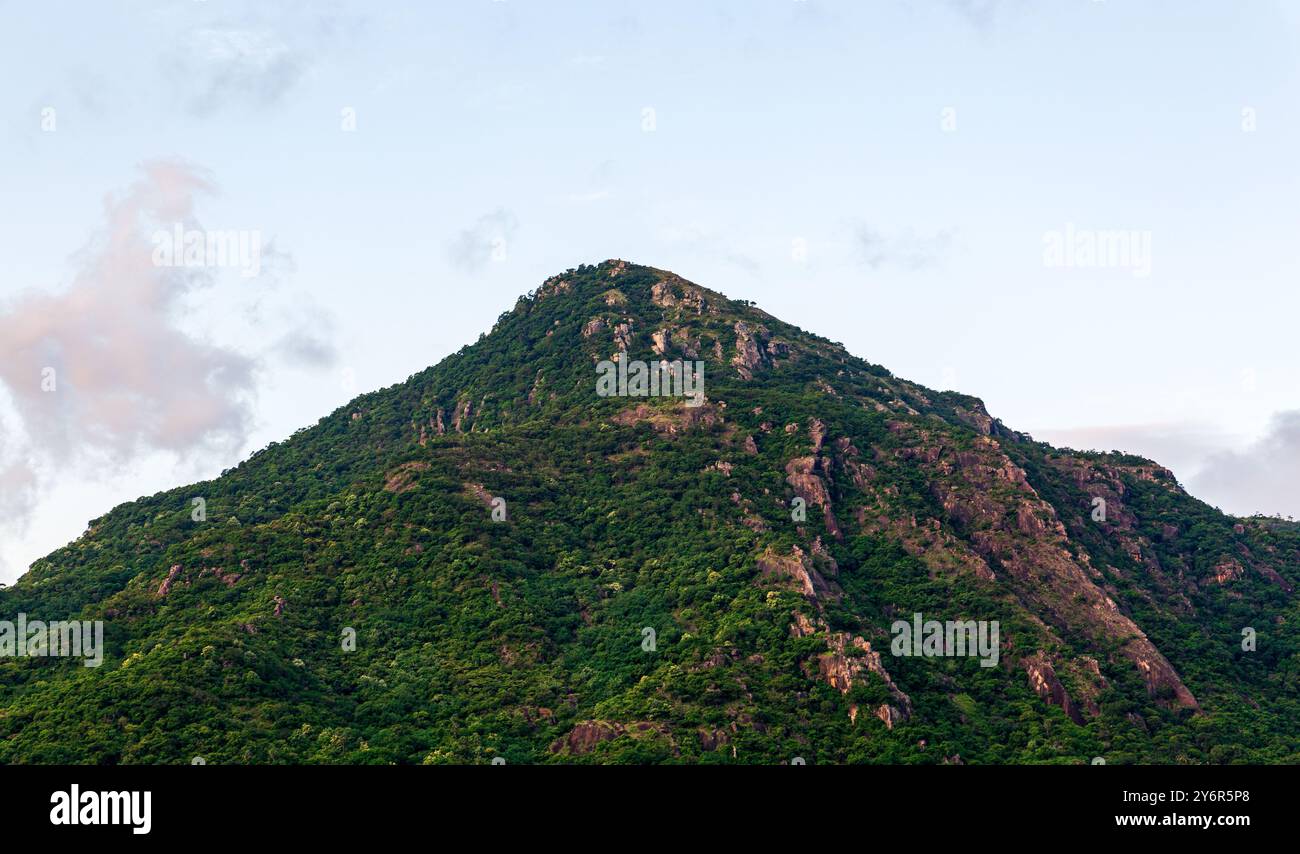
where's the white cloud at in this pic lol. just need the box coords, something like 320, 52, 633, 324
1191, 411, 1300, 518
446, 208, 518, 273
0, 161, 257, 467
0, 160, 336, 553
1034, 416, 1300, 520
657, 224, 761, 275
854, 224, 954, 271
170, 27, 307, 115
943, 0, 1006, 30
1032, 421, 1234, 477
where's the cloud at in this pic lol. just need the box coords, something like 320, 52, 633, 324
169, 27, 306, 116
0, 161, 263, 514
0, 161, 338, 579
0, 445, 37, 532
269, 324, 339, 370
657, 225, 761, 275
446, 209, 518, 273
1032, 421, 1234, 476
156, 2, 371, 117
854, 225, 954, 271
1191, 411, 1300, 518
943, 0, 1004, 30
563, 160, 616, 204
1034, 416, 1300, 520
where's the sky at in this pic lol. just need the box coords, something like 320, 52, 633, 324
2, 0, 1299, 583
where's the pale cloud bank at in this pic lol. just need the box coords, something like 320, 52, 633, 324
0, 161, 256, 468
1034, 417, 1300, 520
0, 161, 336, 553
1191, 411, 1300, 519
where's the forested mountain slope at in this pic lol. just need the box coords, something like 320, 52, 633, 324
2, 260, 1297, 764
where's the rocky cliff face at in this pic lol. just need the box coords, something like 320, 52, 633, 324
1, 259, 1296, 765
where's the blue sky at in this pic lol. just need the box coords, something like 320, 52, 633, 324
2, 0, 1299, 581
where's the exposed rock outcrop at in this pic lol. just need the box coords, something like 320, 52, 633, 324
757, 545, 836, 600
549, 720, 673, 755
1023, 652, 1085, 724
791, 610, 913, 728
384, 461, 430, 493
731, 321, 769, 379
156, 564, 182, 598
785, 456, 842, 540
611, 401, 719, 434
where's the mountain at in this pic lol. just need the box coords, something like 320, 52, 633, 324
2, 259, 1298, 764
